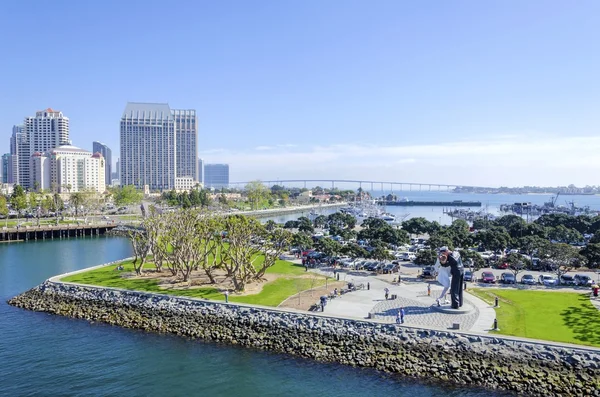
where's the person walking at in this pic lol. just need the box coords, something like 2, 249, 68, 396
400, 307, 405, 323
224, 290, 229, 303
396, 311, 401, 324
384, 287, 389, 300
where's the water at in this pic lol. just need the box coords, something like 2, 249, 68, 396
0, 236, 503, 396
262, 191, 600, 225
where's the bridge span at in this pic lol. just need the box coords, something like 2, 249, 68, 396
229, 179, 491, 192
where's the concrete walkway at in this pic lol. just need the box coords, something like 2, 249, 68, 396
313, 267, 497, 333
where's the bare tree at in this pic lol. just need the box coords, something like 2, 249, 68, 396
128, 230, 151, 275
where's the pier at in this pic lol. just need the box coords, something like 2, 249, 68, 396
377, 200, 482, 207
0, 224, 119, 242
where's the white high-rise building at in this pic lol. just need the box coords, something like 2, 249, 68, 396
9, 108, 70, 189
30, 145, 106, 193
173, 109, 198, 181
120, 102, 198, 191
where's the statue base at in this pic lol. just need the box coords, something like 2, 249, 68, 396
430, 302, 475, 315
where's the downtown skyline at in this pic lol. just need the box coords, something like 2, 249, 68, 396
2, 1, 600, 187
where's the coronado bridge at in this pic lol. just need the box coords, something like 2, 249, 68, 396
228, 179, 492, 192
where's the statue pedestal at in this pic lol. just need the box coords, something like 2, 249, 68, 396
430, 302, 475, 315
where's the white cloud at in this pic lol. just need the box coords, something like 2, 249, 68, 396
201, 135, 600, 187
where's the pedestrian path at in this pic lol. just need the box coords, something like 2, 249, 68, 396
314, 267, 496, 333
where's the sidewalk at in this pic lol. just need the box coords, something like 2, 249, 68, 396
312, 267, 496, 333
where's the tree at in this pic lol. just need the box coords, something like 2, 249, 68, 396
358, 217, 409, 247
313, 215, 327, 229
539, 243, 585, 281
341, 243, 368, 263
110, 185, 143, 207
284, 220, 299, 229
69, 192, 85, 217
414, 249, 437, 266
291, 232, 313, 251
547, 225, 583, 244
459, 250, 485, 270
10, 185, 28, 219
128, 230, 151, 275
315, 237, 342, 258
427, 232, 454, 251
401, 217, 432, 235
505, 252, 528, 278
245, 180, 270, 210
369, 245, 393, 262
297, 217, 314, 234
473, 227, 511, 253
0, 196, 8, 222
264, 220, 276, 231
580, 243, 600, 269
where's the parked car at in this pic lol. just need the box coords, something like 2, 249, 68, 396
520, 274, 536, 285
496, 262, 509, 270
464, 271, 474, 282
421, 266, 436, 279
560, 274, 576, 286
574, 274, 593, 287
382, 263, 398, 274
538, 274, 558, 287
481, 271, 496, 283
500, 272, 516, 284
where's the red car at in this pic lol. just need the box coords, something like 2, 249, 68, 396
496, 262, 509, 269
481, 271, 496, 283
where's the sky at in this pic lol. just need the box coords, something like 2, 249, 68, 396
1, 0, 600, 188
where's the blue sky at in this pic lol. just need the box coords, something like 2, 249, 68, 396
1, 0, 600, 187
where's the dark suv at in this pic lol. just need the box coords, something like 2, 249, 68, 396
421, 266, 436, 279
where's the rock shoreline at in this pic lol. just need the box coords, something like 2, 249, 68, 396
8, 281, 600, 396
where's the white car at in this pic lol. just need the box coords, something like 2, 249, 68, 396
538, 274, 558, 287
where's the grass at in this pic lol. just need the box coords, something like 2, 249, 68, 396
470, 288, 600, 347
61, 257, 327, 307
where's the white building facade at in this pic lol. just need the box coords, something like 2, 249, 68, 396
30, 145, 106, 193
120, 102, 198, 191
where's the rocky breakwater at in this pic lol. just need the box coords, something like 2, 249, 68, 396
8, 281, 600, 396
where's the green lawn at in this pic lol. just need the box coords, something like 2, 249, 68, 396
61, 258, 324, 307
470, 288, 600, 347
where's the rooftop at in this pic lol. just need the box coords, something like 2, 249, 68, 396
122, 102, 173, 120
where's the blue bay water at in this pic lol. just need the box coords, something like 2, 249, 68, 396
0, 236, 505, 396
263, 192, 600, 225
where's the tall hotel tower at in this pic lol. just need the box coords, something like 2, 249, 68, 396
120, 103, 197, 190
9, 108, 70, 188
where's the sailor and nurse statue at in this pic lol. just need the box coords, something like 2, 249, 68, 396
433, 246, 464, 309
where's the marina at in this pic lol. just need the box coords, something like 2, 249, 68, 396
377, 199, 482, 207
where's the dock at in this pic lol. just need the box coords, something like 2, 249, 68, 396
0, 223, 119, 242
377, 200, 482, 207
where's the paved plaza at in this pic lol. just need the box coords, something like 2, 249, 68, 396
310, 266, 500, 333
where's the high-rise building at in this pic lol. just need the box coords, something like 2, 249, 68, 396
198, 158, 204, 184
9, 125, 28, 186
1, 153, 9, 183
31, 145, 106, 193
92, 141, 112, 186
173, 109, 198, 181
120, 102, 198, 191
8, 108, 70, 188
114, 158, 120, 180
204, 163, 229, 189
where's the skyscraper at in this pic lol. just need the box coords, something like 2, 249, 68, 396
8, 108, 70, 188
92, 141, 112, 186
9, 125, 29, 186
120, 102, 198, 190
1, 153, 9, 183
204, 164, 229, 189
173, 109, 198, 181
198, 158, 204, 184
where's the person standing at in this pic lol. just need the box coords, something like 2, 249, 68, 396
384, 287, 389, 300
400, 307, 405, 324
396, 311, 401, 324
224, 290, 229, 303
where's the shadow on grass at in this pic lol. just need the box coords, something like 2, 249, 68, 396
560, 294, 600, 346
